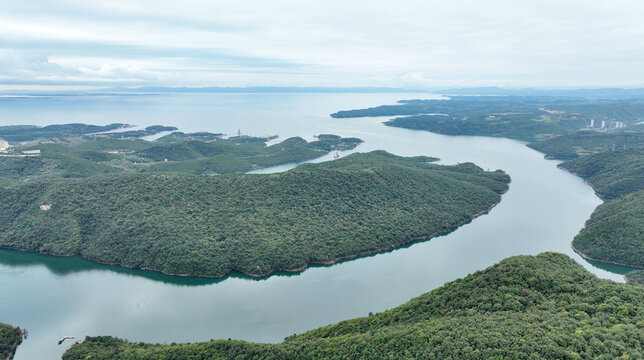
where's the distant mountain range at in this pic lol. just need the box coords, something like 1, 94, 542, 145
434, 86, 644, 98
3, 85, 644, 98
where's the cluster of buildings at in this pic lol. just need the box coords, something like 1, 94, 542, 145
614, 121, 627, 129
587, 119, 627, 130
0, 140, 41, 156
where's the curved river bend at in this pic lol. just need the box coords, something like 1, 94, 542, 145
0, 93, 633, 359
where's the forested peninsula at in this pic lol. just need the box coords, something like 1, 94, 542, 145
571, 190, 644, 268
558, 148, 644, 199
63, 253, 644, 359
529, 131, 644, 268
331, 96, 644, 140
0, 323, 23, 360
527, 132, 644, 160
0, 151, 509, 278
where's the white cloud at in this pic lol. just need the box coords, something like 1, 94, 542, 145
77, 64, 158, 81
0, 0, 643, 88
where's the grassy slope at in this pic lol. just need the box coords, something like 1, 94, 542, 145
63, 253, 644, 360
572, 190, 644, 267
0, 323, 22, 360
0, 151, 509, 278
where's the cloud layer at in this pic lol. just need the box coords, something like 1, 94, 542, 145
1, 0, 643, 88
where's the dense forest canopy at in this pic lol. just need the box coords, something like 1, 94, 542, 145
63, 253, 644, 360
529, 130, 644, 269
0, 323, 22, 360
572, 190, 644, 267
558, 148, 644, 198
0, 123, 129, 142
0, 151, 509, 278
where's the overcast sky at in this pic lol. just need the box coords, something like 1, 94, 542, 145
1, 0, 643, 89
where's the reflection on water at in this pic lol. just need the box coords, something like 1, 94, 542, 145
584, 258, 641, 275
0, 217, 471, 287
0, 249, 227, 286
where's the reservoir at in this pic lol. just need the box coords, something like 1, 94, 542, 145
0, 92, 633, 359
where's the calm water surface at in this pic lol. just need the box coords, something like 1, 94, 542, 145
0, 93, 634, 359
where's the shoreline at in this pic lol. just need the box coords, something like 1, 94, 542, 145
2, 327, 24, 360
554, 161, 641, 270
571, 244, 643, 270
0, 198, 503, 280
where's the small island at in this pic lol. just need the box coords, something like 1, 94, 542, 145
62, 253, 644, 359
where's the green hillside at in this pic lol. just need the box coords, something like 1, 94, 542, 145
0, 133, 362, 182
528, 131, 644, 160
63, 253, 644, 360
0, 151, 509, 278
572, 190, 644, 267
0, 323, 22, 360
559, 148, 644, 198
554, 146, 644, 268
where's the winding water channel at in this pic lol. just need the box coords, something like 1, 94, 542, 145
0, 92, 635, 359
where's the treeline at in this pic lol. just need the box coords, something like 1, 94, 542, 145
63, 253, 644, 359
0, 151, 509, 278
0, 323, 22, 360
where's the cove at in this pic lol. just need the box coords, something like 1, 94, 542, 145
0, 92, 632, 359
